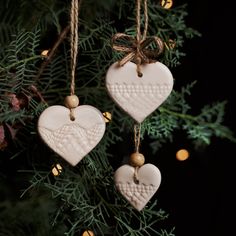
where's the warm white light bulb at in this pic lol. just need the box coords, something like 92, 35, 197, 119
176, 149, 189, 161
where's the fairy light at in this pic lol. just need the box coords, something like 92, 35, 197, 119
51, 163, 63, 176
165, 39, 176, 50
176, 149, 189, 161
161, 0, 173, 9
41, 50, 49, 57
82, 230, 95, 236
103, 112, 112, 123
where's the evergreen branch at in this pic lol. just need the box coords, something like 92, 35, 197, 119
159, 107, 197, 122
159, 102, 236, 143
0, 55, 42, 71
35, 25, 70, 81
29, 85, 47, 104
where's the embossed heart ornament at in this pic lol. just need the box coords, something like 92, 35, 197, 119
38, 105, 106, 166
114, 164, 161, 211
106, 61, 174, 123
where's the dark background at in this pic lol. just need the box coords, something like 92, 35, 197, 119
157, 1, 236, 236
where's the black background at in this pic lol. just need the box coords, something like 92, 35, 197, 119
157, 1, 236, 236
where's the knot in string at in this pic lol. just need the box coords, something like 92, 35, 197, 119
112, 0, 164, 76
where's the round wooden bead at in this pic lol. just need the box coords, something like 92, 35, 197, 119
64, 95, 79, 108
130, 152, 145, 167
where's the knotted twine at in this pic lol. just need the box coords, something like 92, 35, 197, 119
112, 0, 164, 77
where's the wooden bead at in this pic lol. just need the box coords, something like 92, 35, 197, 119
130, 152, 145, 167
64, 95, 79, 108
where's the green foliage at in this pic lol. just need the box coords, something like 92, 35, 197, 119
23, 165, 169, 236
0, 0, 234, 235
143, 82, 236, 153
0, 30, 42, 125
0, 5, 18, 53
0, 192, 66, 236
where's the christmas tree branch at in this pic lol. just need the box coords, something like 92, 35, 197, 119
35, 25, 70, 81
0, 55, 42, 71
159, 107, 197, 122
29, 85, 47, 104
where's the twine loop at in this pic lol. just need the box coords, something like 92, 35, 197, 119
134, 123, 141, 153
112, 34, 164, 66
112, 0, 164, 76
133, 123, 141, 183
69, 0, 81, 120
70, 0, 80, 96
134, 167, 140, 184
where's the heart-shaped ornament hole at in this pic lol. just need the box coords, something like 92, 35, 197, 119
114, 163, 161, 211
106, 61, 174, 123
38, 105, 106, 166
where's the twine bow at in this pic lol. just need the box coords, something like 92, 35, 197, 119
112, 0, 164, 76
112, 33, 164, 66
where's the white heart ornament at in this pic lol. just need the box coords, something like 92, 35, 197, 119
38, 105, 106, 166
106, 61, 174, 123
114, 164, 161, 211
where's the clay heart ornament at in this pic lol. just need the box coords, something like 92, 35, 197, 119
114, 163, 161, 211
106, 61, 174, 123
38, 105, 106, 166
